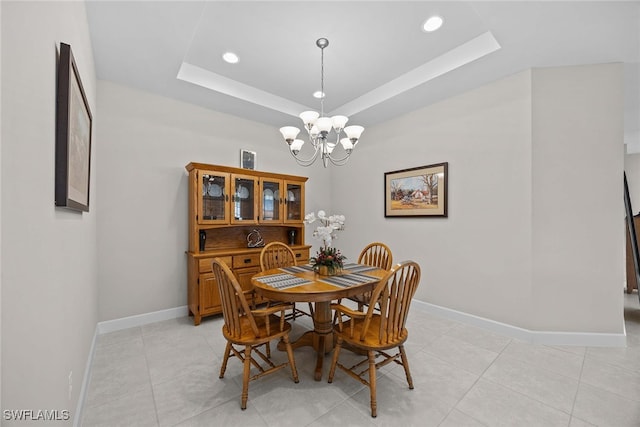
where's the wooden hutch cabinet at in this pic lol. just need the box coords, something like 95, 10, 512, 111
186, 162, 310, 325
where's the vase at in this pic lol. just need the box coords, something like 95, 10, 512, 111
317, 265, 341, 276
199, 230, 207, 251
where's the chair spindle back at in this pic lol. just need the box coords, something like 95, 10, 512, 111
362, 261, 420, 345
358, 242, 393, 271
212, 258, 259, 339
260, 242, 297, 271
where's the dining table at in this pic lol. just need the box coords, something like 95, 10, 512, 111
251, 262, 388, 381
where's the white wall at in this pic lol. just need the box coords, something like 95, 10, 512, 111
96, 81, 331, 321
332, 64, 624, 335
1, 1, 98, 424
0, 0, 3, 411
530, 64, 624, 333
332, 70, 534, 329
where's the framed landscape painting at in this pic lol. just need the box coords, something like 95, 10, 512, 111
384, 162, 448, 217
55, 42, 92, 212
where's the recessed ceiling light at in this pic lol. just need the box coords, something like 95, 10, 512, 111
222, 52, 239, 64
423, 15, 443, 32
313, 91, 325, 99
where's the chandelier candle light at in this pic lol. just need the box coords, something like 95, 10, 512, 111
280, 38, 364, 168
304, 210, 346, 275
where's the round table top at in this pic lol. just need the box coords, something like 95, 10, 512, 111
251, 265, 388, 303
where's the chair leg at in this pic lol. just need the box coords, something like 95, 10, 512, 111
399, 345, 414, 389
368, 350, 377, 418
219, 341, 232, 378
282, 335, 299, 383
327, 336, 343, 383
308, 302, 314, 318
241, 345, 251, 410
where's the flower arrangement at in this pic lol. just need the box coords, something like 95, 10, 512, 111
309, 246, 346, 275
304, 210, 346, 275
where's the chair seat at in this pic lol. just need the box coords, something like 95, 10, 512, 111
348, 292, 370, 304
334, 316, 408, 351
223, 314, 292, 346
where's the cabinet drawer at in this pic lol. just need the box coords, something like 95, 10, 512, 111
232, 253, 261, 269
293, 249, 309, 263
199, 256, 232, 273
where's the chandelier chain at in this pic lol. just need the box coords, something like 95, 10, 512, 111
320, 44, 325, 117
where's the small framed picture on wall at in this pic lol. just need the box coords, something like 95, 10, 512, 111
241, 149, 256, 170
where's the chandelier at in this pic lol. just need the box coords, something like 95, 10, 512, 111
279, 38, 364, 168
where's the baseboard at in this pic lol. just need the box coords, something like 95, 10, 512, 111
73, 326, 98, 427
412, 300, 626, 347
75, 306, 188, 424
97, 305, 189, 335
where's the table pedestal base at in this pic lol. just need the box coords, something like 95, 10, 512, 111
277, 300, 334, 381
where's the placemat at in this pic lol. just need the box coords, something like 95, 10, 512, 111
319, 273, 379, 288
279, 264, 315, 274
254, 273, 312, 289
343, 263, 379, 273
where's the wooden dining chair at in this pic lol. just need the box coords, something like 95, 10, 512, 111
260, 242, 312, 320
348, 242, 394, 311
212, 258, 299, 410
328, 260, 421, 417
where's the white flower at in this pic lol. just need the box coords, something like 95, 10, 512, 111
304, 212, 316, 224
315, 226, 334, 247
328, 215, 345, 229
305, 210, 345, 248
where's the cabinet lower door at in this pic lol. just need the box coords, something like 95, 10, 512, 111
200, 273, 221, 314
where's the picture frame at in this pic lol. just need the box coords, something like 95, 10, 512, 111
240, 149, 256, 170
384, 162, 448, 217
624, 173, 640, 303
55, 42, 92, 212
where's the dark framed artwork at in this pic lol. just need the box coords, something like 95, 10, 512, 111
55, 42, 92, 212
384, 162, 448, 217
240, 149, 256, 170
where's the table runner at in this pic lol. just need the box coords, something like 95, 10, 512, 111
280, 263, 379, 275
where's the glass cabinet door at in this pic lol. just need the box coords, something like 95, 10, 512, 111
259, 178, 283, 224
231, 175, 258, 224
198, 171, 230, 224
284, 181, 304, 223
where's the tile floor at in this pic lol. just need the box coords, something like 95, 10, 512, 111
81, 294, 640, 426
